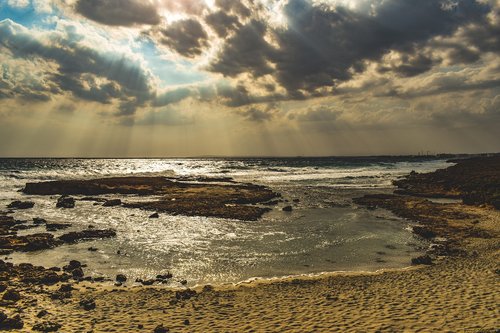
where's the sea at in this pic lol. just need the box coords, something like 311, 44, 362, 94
0, 157, 452, 287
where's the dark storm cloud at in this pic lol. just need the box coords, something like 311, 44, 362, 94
0, 19, 154, 113
209, 0, 491, 97
208, 19, 276, 77
240, 106, 273, 122
205, 11, 241, 37
159, 19, 209, 57
75, 0, 161, 26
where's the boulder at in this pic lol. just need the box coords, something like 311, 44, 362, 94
56, 196, 75, 209
63, 260, 81, 272
79, 298, 96, 311
149, 212, 159, 218
282, 205, 293, 212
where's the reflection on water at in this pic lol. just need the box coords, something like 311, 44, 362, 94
1, 157, 449, 285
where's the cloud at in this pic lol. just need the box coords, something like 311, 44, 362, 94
75, 0, 161, 26
209, 0, 491, 100
205, 11, 241, 37
0, 19, 155, 114
158, 19, 209, 57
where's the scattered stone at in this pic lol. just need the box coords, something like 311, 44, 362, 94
411, 255, 433, 265
56, 196, 75, 209
103, 199, 122, 207
2, 289, 21, 302
293, 199, 300, 203
63, 260, 81, 272
138, 324, 144, 329
36, 310, 48, 318
0, 283, 6, 293
153, 324, 169, 333
33, 218, 47, 225
156, 273, 172, 280
116, 274, 127, 283
175, 289, 196, 301
0, 314, 23, 330
71, 268, 84, 279
282, 205, 293, 212
183, 319, 190, 325
58, 284, 73, 293
7, 201, 35, 209
46, 223, 71, 232
140, 279, 155, 286
202, 285, 214, 293
413, 225, 436, 239
149, 213, 159, 219
79, 298, 96, 311
32, 321, 62, 332
87, 247, 98, 252
180, 279, 187, 285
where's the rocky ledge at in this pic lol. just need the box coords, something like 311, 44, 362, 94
354, 156, 499, 261
393, 156, 500, 209
23, 176, 280, 221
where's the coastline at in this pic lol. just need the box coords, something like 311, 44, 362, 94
1, 157, 499, 332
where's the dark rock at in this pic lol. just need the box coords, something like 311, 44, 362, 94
32, 321, 62, 332
63, 260, 81, 272
87, 247, 98, 252
116, 274, 127, 283
0, 283, 6, 293
282, 206, 293, 212
138, 324, 144, 329
180, 279, 187, 285
149, 213, 159, 219
58, 284, 73, 293
293, 199, 300, 203
183, 319, 190, 325
2, 289, 21, 302
202, 285, 214, 293
71, 268, 84, 279
79, 298, 96, 311
153, 324, 169, 333
58, 229, 116, 243
413, 225, 437, 239
175, 289, 196, 300
156, 273, 172, 280
103, 199, 122, 207
56, 196, 75, 209
7, 201, 35, 209
46, 223, 71, 232
411, 255, 433, 265
0, 314, 23, 330
0, 311, 6, 323
140, 279, 155, 286
36, 310, 48, 318
50, 291, 71, 300
33, 218, 47, 225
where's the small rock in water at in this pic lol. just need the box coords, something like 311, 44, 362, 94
56, 195, 75, 209
72, 268, 84, 279
183, 319, 190, 325
282, 205, 293, 212
149, 212, 159, 218
411, 255, 433, 265
103, 199, 122, 207
116, 274, 127, 283
7, 200, 35, 209
180, 279, 187, 285
33, 218, 47, 225
63, 260, 81, 272
87, 247, 98, 252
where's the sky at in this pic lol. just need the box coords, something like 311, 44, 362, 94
0, 0, 499, 157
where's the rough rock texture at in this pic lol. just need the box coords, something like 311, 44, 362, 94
23, 176, 279, 221
393, 156, 500, 209
58, 229, 116, 243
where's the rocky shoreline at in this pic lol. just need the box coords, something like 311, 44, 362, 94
0, 157, 498, 331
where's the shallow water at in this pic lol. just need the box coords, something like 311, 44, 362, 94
1, 157, 451, 286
